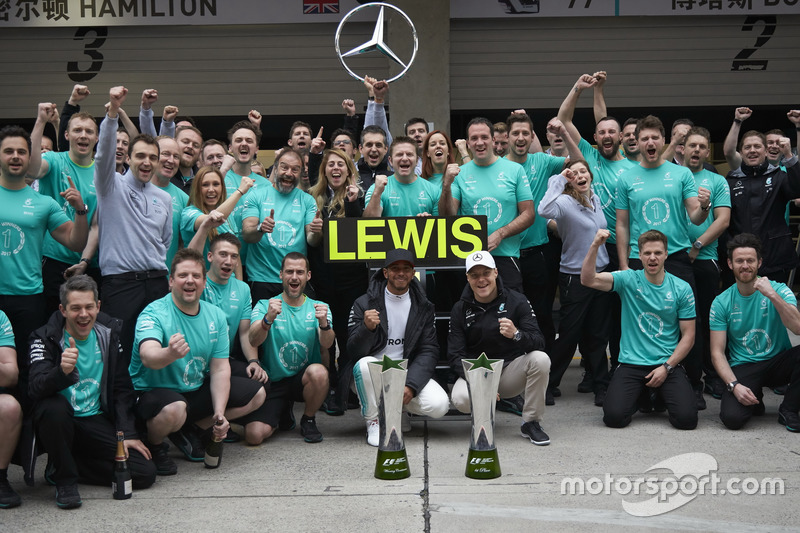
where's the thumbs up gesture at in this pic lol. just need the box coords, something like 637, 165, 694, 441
260, 208, 275, 233
309, 209, 324, 234
61, 337, 79, 375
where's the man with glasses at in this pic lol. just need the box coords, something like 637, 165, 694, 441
241, 148, 322, 303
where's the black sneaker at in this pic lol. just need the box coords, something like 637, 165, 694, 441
147, 441, 177, 476
520, 420, 550, 446
55, 484, 82, 509
0, 478, 21, 509
223, 429, 241, 443
652, 390, 667, 413
168, 427, 205, 462
577, 371, 593, 393
300, 416, 323, 443
551, 387, 561, 398
321, 390, 345, 416
637, 388, 653, 413
594, 389, 606, 407
753, 400, 766, 416
778, 406, 800, 432
773, 384, 789, 395
695, 386, 707, 411
545, 388, 555, 406
279, 402, 296, 431
704, 378, 725, 400
497, 395, 524, 416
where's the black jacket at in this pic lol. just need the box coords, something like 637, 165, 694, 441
347, 269, 438, 395
448, 277, 545, 380
356, 156, 390, 191
726, 156, 800, 274
28, 311, 139, 439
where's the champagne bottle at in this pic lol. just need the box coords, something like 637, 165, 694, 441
112, 431, 132, 500
204, 419, 224, 469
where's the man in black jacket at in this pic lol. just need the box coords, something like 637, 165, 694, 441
348, 249, 449, 447
449, 251, 552, 445
29, 275, 156, 509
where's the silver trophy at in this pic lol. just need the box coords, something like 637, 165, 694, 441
462, 353, 504, 479
368, 355, 410, 480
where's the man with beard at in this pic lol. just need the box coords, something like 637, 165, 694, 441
439, 117, 534, 293
152, 136, 189, 271
582, 229, 698, 430
615, 115, 711, 409
725, 129, 799, 283
172, 125, 203, 195
621, 118, 641, 163
493, 122, 509, 157
348, 249, 448, 447
94, 86, 173, 361
241, 149, 322, 303
245, 252, 333, 444
683, 128, 731, 399
710, 233, 800, 432
363, 137, 439, 217
723, 108, 800, 170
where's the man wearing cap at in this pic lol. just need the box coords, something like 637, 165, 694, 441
348, 248, 449, 446
449, 251, 552, 445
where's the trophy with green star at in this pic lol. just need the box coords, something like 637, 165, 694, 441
368, 355, 411, 480
462, 353, 504, 479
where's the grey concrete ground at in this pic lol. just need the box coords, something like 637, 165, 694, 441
3, 359, 799, 533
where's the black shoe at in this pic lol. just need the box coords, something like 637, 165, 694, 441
778, 405, 800, 432
497, 395, 524, 416
223, 428, 241, 443
545, 388, 555, 406
638, 388, 653, 413
520, 420, 550, 446
43, 458, 56, 486
551, 387, 561, 398
695, 386, 707, 411
653, 390, 667, 413
704, 378, 725, 400
55, 484, 82, 509
168, 427, 205, 462
753, 400, 766, 416
577, 371, 593, 393
300, 416, 323, 443
0, 478, 21, 509
321, 390, 345, 416
594, 389, 606, 407
773, 384, 789, 395
279, 402, 296, 431
147, 441, 177, 476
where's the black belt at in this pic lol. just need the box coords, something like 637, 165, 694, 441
104, 269, 168, 281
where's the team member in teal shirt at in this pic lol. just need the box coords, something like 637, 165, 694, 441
241, 149, 322, 303
0, 123, 88, 393
245, 252, 334, 445
151, 136, 189, 272
0, 310, 21, 509
130, 249, 265, 472
582, 229, 698, 430
439, 118, 534, 292
363, 137, 440, 217
28, 276, 155, 509
710, 233, 800, 432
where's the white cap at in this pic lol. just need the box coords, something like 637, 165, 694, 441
465, 251, 496, 272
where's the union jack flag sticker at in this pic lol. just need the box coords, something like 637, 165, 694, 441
304, 1, 339, 14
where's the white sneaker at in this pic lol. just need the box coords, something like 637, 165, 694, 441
366, 418, 379, 447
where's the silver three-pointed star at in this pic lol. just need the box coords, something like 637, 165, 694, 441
341, 6, 406, 68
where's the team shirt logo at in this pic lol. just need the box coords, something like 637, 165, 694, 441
637, 312, 664, 338
279, 340, 310, 372
641, 198, 671, 226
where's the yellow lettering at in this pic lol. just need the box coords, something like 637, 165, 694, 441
450, 217, 483, 257
388, 218, 435, 257
358, 219, 386, 260
437, 217, 447, 257
326, 220, 355, 260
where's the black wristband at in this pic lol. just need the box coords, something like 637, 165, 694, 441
734, 118, 742, 124
247, 359, 259, 365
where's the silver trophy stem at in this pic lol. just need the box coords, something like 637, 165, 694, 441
368, 357, 410, 479
462, 357, 504, 479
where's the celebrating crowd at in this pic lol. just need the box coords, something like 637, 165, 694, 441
1, 71, 799, 510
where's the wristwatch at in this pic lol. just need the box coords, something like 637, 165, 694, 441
662, 362, 674, 374
693, 240, 704, 250
319, 323, 331, 331
75, 204, 88, 216
513, 330, 521, 342
727, 380, 739, 392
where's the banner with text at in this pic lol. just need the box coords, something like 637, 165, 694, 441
323, 216, 487, 267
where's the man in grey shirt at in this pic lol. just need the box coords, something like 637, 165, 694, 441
94, 86, 173, 359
